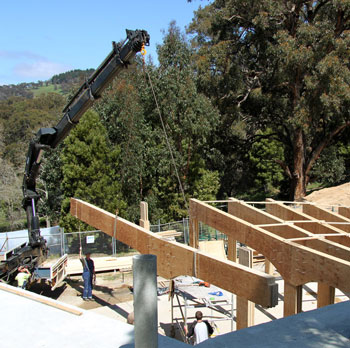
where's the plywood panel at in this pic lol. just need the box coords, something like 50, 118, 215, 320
70, 198, 277, 307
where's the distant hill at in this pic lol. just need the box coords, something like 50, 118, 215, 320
0, 69, 95, 101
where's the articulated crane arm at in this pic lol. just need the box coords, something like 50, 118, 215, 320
0, 29, 150, 283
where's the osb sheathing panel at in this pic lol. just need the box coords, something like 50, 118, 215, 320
70, 198, 277, 307
190, 199, 350, 292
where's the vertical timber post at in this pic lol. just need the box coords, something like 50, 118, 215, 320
317, 282, 335, 308
189, 199, 199, 249
265, 259, 274, 275
140, 201, 150, 231
236, 246, 255, 330
133, 254, 158, 348
284, 281, 302, 317
227, 198, 238, 262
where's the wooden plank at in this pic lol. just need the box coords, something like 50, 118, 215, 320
139, 201, 150, 231
236, 246, 254, 330
189, 199, 350, 292
70, 198, 278, 307
236, 297, 254, 330
339, 206, 350, 219
199, 240, 226, 260
0, 282, 83, 316
227, 236, 237, 262
189, 217, 199, 249
284, 282, 302, 317
303, 204, 350, 233
317, 282, 335, 308
265, 259, 274, 275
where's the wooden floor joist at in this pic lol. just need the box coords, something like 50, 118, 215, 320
70, 198, 278, 308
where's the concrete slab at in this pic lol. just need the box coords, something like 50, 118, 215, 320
1, 278, 350, 347
198, 301, 350, 347
0, 284, 187, 348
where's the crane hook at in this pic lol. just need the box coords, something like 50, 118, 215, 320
141, 43, 147, 56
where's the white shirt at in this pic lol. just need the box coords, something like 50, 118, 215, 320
194, 321, 209, 344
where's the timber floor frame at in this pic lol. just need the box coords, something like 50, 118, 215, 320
189, 198, 350, 318
70, 197, 350, 326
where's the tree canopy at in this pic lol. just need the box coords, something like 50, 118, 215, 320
188, 0, 350, 199
2, 4, 350, 232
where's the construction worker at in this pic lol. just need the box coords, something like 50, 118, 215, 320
15, 266, 31, 289
184, 310, 213, 345
79, 247, 96, 301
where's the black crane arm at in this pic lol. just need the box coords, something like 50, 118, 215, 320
0, 29, 149, 282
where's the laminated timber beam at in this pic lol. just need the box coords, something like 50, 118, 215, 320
234, 199, 349, 310
189, 199, 350, 293
70, 198, 278, 308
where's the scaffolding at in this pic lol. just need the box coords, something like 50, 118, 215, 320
170, 275, 235, 343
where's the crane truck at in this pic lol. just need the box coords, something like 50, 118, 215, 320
0, 29, 150, 288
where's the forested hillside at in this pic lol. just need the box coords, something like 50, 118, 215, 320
2, 0, 350, 233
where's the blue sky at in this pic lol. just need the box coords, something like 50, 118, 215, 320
0, 1, 208, 86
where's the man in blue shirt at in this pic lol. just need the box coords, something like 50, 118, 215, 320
79, 247, 95, 301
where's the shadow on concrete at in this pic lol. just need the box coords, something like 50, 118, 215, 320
106, 303, 130, 319
278, 292, 284, 301
255, 304, 277, 321
303, 284, 318, 300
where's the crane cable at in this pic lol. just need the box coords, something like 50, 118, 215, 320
140, 48, 188, 212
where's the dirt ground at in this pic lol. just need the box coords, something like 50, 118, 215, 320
30, 270, 135, 316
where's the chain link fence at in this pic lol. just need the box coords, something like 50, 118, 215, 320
1, 218, 227, 259
150, 218, 227, 244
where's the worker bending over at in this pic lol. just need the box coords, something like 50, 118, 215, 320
15, 266, 31, 289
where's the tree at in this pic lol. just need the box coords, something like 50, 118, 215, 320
59, 110, 126, 231
247, 129, 285, 199
95, 22, 220, 222
37, 146, 64, 227
189, 0, 350, 200
150, 22, 220, 219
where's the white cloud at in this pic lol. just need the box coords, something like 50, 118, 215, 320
0, 50, 44, 61
14, 60, 72, 80
0, 50, 73, 82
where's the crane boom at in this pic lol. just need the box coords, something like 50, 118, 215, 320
0, 29, 150, 283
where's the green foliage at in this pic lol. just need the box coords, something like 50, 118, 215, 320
59, 110, 126, 231
248, 130, 285, 199
37, 146, 64, 226
0, 93, 65, 167
189, 0, 350, 199
310, 145, 346, 187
